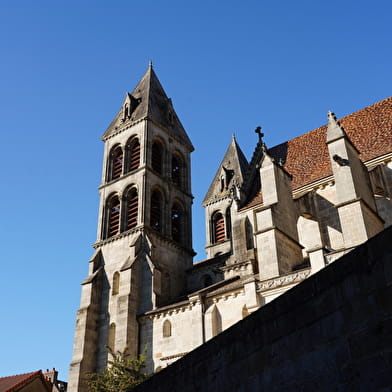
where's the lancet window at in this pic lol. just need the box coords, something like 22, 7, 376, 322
112, 272, 120, 295
107, 195, 120, 238
150, 190, 163, 233
171, 202, 183, 243
108, 145, 123, 181
126, 137, 140, 172
212, 212, 225, 243
125, 188, 138, 230
171, 153, 183, 187
152, 141, 163, 174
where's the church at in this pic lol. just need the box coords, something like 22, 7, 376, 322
68, 65, 392, 391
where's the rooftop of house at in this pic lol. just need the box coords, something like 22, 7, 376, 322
0, 371, 51, 392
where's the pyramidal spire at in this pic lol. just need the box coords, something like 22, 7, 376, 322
203, 137, 249, 204
326, 110, 348, 143
102, 67, 193, 150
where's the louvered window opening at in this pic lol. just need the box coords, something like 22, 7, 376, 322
150, 192, 162, 232
108, 197, 120, 237
152, 143, 163, 174
214, 214, 225, 243
126, 190, 138, 229
128, 140, 140, 171
171, 204, 182, 243
171, 156, 181, 186
111, 148, 123, 180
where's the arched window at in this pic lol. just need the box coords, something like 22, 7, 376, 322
152, 141, 163, 174
171, 154, 183, 187
125, 188, 138, 230
112, 272, 120, 295
171, 202, 183, 243
150, 191, 162, 233
107, 195, 120, 238
212, 212, 225, 243
108, 323, 116, 351
108, 145, 123, 181
126, 137, 140, 172
163, 320, 172, 337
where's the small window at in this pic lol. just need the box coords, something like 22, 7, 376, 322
212, 212, 225, 243
152, 142, 163, 174
112, 272, 120, 295
126, 188, 138, 230
108, 146, 123, 181
107, 195, 120, 238
150, 191, 162, 232
171, 202, 183, 243
163, 320, 172, 337
108, 323, 116, 351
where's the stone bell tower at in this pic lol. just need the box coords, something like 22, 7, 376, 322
68, 64, 194, 392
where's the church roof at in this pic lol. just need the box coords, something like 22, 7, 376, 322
102, 65, 194, 150
0, 371, 51, 392
270, 96, 392, 190
203, 135, 249, 204
242, 96, 392, 209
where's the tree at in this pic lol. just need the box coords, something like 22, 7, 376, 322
86, 346, 149, 392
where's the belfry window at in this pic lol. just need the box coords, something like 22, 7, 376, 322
125, 188, 138, 230
126, 138, 140, 172
213, 212, 225, 243
171, 154, 182, 187
107, 195, 120, 238
171, 202, 183, 243
108, 146, 123, 181
152, 142, 163, 174
150, 191, 162, 233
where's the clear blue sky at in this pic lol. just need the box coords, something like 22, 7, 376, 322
0, 0, 390, 381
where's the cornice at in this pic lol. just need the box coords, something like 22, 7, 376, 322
257, 268, 310, 292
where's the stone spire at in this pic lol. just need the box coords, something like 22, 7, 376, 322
102, 66, 194, 150
203, 136, 249, 205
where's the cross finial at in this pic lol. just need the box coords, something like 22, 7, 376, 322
255, 126, 264, 143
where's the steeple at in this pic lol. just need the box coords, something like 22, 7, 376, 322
203, 136, 249, 204
102, 66, 193, 150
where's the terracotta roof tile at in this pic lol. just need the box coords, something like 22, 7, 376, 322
269, 96, 392, 191
0, 371, 46, 392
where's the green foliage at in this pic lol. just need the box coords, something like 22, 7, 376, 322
86, 346, 149, 392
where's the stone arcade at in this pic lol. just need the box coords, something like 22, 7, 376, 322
68, 65, 392, 391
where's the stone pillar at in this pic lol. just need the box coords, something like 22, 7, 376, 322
255, 153, 303, 280
326, 111, 384, 248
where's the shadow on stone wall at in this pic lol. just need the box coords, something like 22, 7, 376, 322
134, 225, 392, 392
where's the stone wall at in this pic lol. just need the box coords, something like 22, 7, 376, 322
133, 226, 392, 392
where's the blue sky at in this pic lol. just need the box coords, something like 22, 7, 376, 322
0, 0, 391, 381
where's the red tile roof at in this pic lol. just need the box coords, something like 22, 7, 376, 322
0, 371, 50, 392
269, 96, 392, 191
